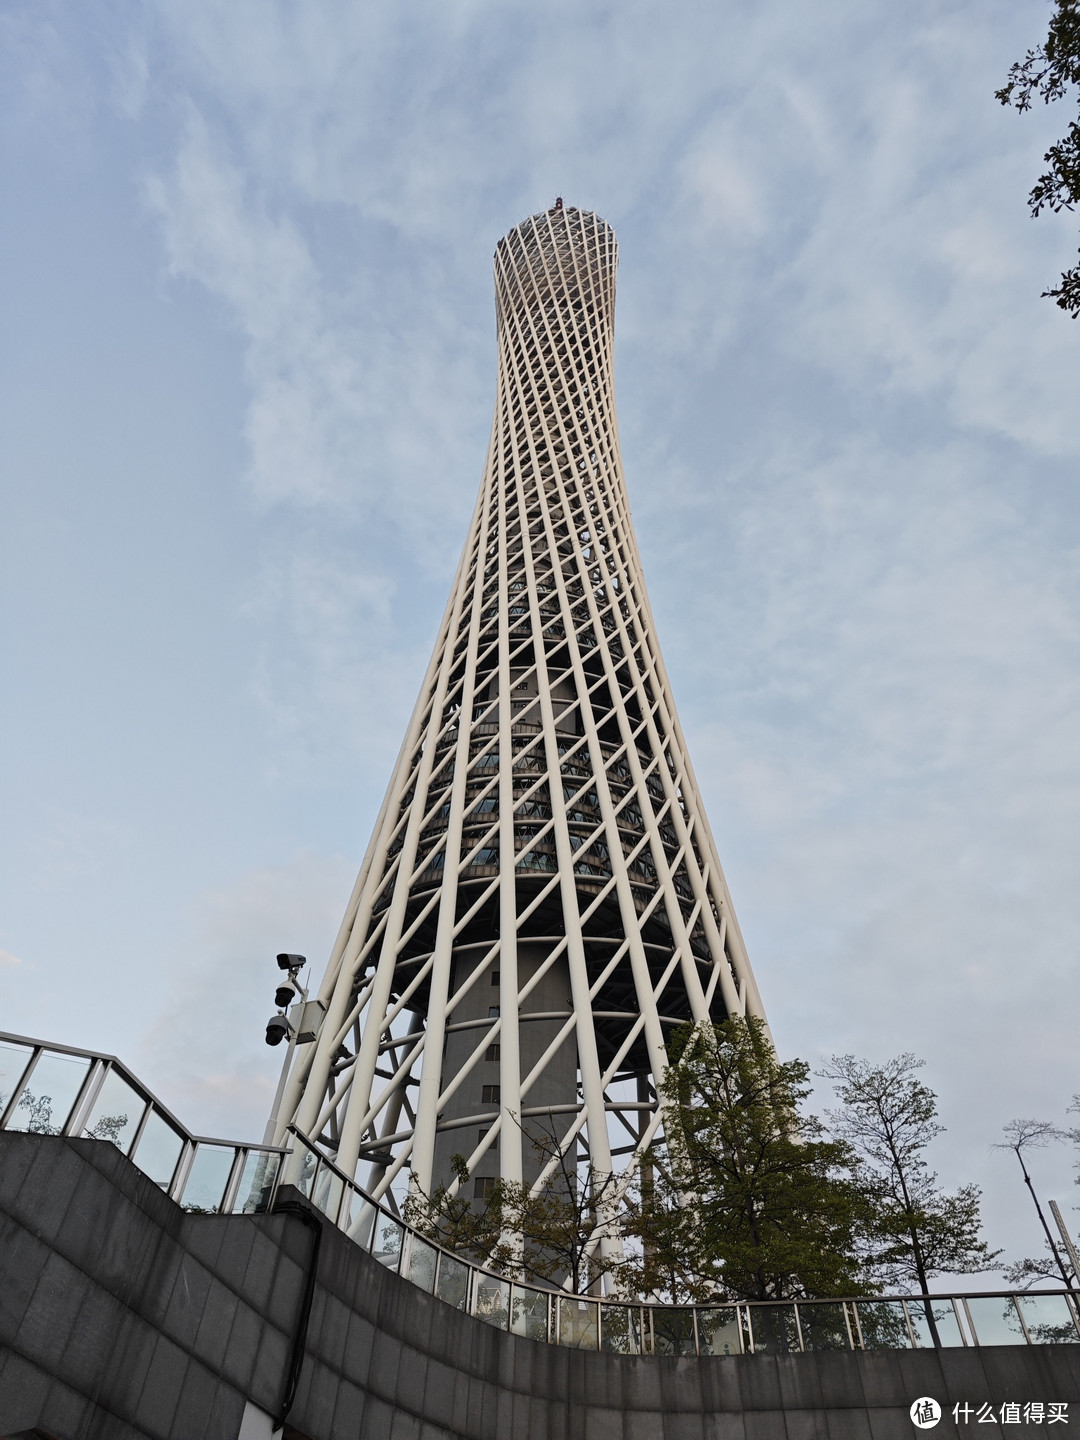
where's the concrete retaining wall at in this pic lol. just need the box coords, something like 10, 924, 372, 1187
3, 1132, 1080, 1439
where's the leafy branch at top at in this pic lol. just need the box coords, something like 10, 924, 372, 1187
997, 0, 1080, 315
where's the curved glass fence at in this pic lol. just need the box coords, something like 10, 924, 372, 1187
0, 1033, 284, 1216
4, 1032, 1079, 1356
286, 1127, 1080, 1356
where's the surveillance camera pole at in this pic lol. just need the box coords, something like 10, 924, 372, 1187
263, 967, 309, 1146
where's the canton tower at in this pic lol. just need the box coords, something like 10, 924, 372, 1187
273, 202, 768, 1239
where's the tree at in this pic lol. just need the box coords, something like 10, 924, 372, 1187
821, 1054, 1000, 1296
16, 1090, 58, 1135
501, 1117, 632, 1296
997, 1113, 1079, 1289
631, 1018, 874, 1303
997, 0, 1080, 317
403, 1153, 515, 1274
406, 1124, 633, 1295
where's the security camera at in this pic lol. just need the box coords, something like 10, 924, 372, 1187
276, 952, 306, 971
265, 1013, 292, 1047
274, 980, 298, 1009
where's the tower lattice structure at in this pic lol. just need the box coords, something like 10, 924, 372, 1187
274, 203, 768, 1248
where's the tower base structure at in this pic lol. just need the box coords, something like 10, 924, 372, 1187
4, 1129, 1080, 1440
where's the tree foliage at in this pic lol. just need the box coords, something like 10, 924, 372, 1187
404, 1126, 631, 1295
630, 1018, 874, 1302
997, 0, 1080, 316
408, 1031, 1000, 1308
501, 1119, 630, 1295
403, 1153, 515, 1275
997, 1115, 1079, 1289
822, 1054, 1000, 1293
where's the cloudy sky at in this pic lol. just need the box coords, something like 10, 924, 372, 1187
3, 0, 1079, 1276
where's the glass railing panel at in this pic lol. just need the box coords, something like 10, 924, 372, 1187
5, 1051, 91, 1135
436, 1253, 470, 1312
81, 1069, 146, 1155
407, 1236, 438, 1294
798, 1302, 852, 1351
373, 1216, 405, 1271
0, 1041, 34, 1120
345, 1193, 377, 1250
232, 1150, 281, 1214
855, 1301, 912, 1349
600, 1303, 641, 1355
698, 1308, 742, 1356
652, 1307, 697, 1356
293, 1147, 318, 1199
1016, 1293, 1080, 1344
906, 1298, 966, 1348
131, 1108, 186, 1191
747, 1304, 800, 1354
180, 1144, 236, 1213
966, 1296, 1027, 1346
475, 1276, 510, 1330
511, 1285, 550, 1342
312, 1167, 344, 1225
558, 1297, 599, 1349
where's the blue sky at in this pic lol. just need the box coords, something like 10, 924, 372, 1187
3, 0, 1080, 1274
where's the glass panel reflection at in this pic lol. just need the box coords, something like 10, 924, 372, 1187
407, 1236, 438, 1294
856, 1301, 912, 1349
558, 1297, 598, 1349
1017, 1293, 1080, 1344
748, 1305, 800, 1354
294, 1148, 318, 1199
0, 1042, 33, 1120
181, 1145, 235, 1213
798, 1303, 851, 1351
232, 1150, 280, 1214
6, 1052, 90, 1135
966, 1296, 1026, 1346
511, 1285, 550, 1342
131, 1109, 185, 1190
653, 1307, 696, 1356
436, 1253, 470, 1311
373, 1217, 404, 1270
475, 1277, 510, 1330
312, 1167, 344, 1224
600, 1304, 641, 1354
698, 1309, 742, 1356
345, 1194, 377, 1250
906, 1299, 966, 1348
82, 1069, 146, 1155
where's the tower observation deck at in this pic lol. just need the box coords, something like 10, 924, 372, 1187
272, 203, 768, 1257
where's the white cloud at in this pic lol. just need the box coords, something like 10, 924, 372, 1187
0, 948, 23, 968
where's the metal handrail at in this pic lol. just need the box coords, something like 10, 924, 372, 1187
0, 1031, 287, 1214
279, 1127, 1080, 1356
3, 1032, 1079, 1356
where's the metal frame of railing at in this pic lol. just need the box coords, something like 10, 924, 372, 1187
0, 1032, 287, 1216
3, 1032, 1079, 1357
281, 1126, 1080, 1356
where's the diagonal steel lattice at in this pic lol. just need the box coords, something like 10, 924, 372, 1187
273, 203, 768, 1245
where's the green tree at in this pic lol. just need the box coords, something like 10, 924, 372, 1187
821, 1054, 1000, 1295
406, 1127, 632, 1295
503, 1118, 631, 1296
403, 1153, 515, 1274
997, 0, 1080, 316
631, 1018, 873, 1302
